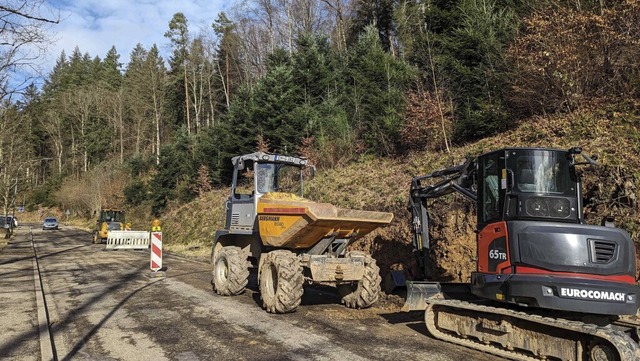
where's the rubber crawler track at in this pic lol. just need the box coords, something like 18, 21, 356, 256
424, 299, 640, 361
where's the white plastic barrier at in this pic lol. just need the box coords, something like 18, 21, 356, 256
105, 230, 150, 250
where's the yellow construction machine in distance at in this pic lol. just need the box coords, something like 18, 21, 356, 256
92, 209, 125, 244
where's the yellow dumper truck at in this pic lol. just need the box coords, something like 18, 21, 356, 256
92, 209, 125, 244
212, 152, 393, 313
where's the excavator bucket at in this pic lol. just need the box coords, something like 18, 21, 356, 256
402, 282, 475, 311
401, 281, 442, 311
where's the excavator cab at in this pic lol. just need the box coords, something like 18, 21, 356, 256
477, 148, 579, 228
472, 148, 638, 315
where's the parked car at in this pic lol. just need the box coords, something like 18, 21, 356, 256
42, 217, 59, 230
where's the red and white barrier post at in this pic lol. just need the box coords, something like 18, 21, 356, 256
150, 232, 162, 272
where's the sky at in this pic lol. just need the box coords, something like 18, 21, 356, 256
44, 0, 228, 72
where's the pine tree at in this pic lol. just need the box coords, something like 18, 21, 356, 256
101, 46, 122, 90
150, 127, 195, 215
348, 0, 396, 54
212, 12, 244, 109
345, 26, 412, 155
165, 13, 191, 133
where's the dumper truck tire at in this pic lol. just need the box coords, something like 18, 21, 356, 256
92, 231, 99, 244
259, 250, 304, 314
338, 253, 381, 309
212, 246, 250, 296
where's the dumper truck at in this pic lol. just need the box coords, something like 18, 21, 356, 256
211, 152, 394, 313
92, 209, 125, 244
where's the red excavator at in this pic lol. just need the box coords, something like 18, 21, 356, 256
399, 147, 640, 360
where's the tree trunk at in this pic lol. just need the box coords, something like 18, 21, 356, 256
184, 65, 191, 134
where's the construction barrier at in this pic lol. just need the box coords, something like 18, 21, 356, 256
105, 230, 150, 250
150, 232, 162, 271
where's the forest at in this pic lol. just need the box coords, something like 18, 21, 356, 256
0, 0, 638, 224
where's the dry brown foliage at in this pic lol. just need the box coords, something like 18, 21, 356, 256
195, 165, 213, 196
54, 161, 127, 216
256, 133, 270, 152
507, 2, 640, 115
399, 90, 453, 153
297, 135, 359, 169
298, 136, 318, 166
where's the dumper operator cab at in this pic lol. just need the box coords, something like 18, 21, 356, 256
223, 152, 313, 232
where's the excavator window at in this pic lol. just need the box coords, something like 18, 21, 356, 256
479, 154, 503, 224
511, 151, 572, 195
234, 162, 255, 195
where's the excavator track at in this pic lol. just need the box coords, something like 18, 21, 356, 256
424, 299, 640, 361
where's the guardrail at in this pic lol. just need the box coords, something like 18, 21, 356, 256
105, 231, 150, 250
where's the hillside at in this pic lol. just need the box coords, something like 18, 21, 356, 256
159, 108, 640, 281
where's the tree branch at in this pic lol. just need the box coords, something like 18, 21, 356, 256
0, 4, 58, 24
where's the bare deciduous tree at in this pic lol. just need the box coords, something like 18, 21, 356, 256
0, 0, 59, 101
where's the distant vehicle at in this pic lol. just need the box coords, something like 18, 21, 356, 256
93, 209, 125, 243
42, 217, 59, 230
1, 216, 17, 229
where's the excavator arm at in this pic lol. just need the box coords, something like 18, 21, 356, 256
408, 160, 477, 280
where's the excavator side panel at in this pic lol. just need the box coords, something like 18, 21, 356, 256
477, 221, 512, 274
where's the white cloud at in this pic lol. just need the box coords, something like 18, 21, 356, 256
43, 0, 228, 72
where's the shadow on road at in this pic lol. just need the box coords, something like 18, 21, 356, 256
0, 229, 167, 361
378, 310, 431, 337
243, 268, 344, 310
57, 264, 153, 361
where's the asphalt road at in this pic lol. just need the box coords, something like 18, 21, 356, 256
0, 226, 504, 361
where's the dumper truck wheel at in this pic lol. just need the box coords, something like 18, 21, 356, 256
338, 253, 381, 309
259, 250, 304, 313
92, 231, 99, 244
212, 246, 250, 296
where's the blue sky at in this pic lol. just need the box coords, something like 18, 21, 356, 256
45, 0, 228, 70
